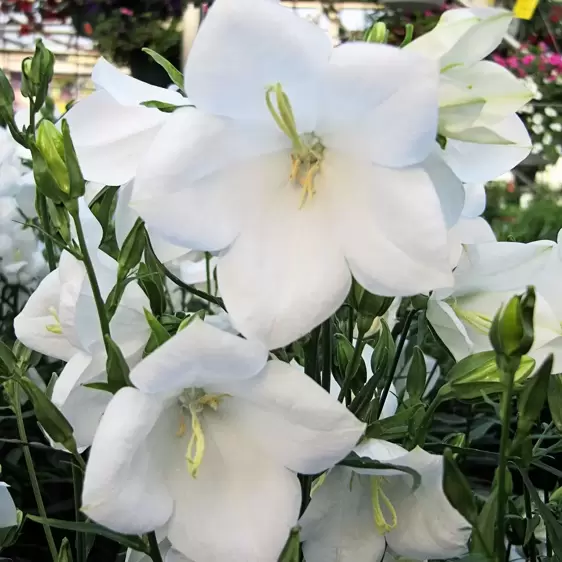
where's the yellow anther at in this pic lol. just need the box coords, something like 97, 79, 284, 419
298, 162, 320, 208
186, 405, 205, 478
370, 477, 398, 535
46, 306, 62, 335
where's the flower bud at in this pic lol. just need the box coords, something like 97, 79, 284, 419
490, 287, 535, 360
34, 121, 70, 200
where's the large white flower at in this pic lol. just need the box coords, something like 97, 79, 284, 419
427, 236, 562, 369
82, 318, 365, 562
14, 202, 150, 449
408, 8, 533, 183
300, 438, 471, 562
65, 58, 188, 185
129, 0, 451, 349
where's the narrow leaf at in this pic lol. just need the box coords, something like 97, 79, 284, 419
142, 48, 184, 90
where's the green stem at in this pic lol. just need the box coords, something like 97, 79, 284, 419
337, 327, 367, 403
413, 392, 443, 447
321, 319, 332, 393
147, 531, 163, 562
71, 209, 111, 346
205, 252, 212, 296
523, 486, 537, 562
13, 385, 58, 562
37, 193, 57, 271
544, 488, 553, 559
71, 462, 87, 562
377, 309, 416, 418
347, 307, 354, 343
495, 360, 516, 562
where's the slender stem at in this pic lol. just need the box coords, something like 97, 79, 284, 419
13, 384, 58, 562
377, 310, 416, 418
321, 319, 332, 393
147, 531, 163, 562
523, 486, 537, 562
71, 462, 87, 562
71, 210, 111, 345
413, 393, 443, 447
347, 307, 354, 343
37, 193, 57, 271
337, 327, 366, 403
495, 361, 516, 562
305, 327, 321, 384
544, 488, 553, 559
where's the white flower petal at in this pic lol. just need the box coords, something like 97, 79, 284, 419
184, 0, 332, 128
213, 360, 364, 474
448, 217, 496, 267
442, 114, 531, 183
92, 57, 184, 107
320, 43, 439, 167
424, 150, 466, 228
116, 182, 189, 264
463, 183, 487, 218
300, 467, 386, 562
218, 171, 351, 350
130, 318, 268, 394
325, 153, 452, 296
51, 352, 111, 451
14, 269, 79, 361
65, 90, 168, 185
82, 387, 174, 534
167, 409, 301, 562
384, 449, 471, 559
133, 149, 289, 252
0, 483, 17, 529
427, 299, 473, 360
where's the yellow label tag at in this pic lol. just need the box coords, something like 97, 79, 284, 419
514, 0, 539, 20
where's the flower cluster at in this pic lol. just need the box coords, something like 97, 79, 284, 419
1, 2, 551, 562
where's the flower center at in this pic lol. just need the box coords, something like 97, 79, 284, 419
449, 301, 493, 334
370, 476, 398, 534
265, 83, 325, 208
45, 306, 62, 335
177, 389, 230, 479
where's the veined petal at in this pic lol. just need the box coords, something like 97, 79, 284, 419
384, 449, 471, 559
167, 410, 301, 562
116, 182, 189, 264
442, 61, 532, 121
408, 8, 512, 68
217, 169, 351, 350
325, 152, 452, 296
442, 114, 531, 183
427, 298, 473, 360
319, 43, 439, 167
212, 360, 365, 474
184, 0, 332, 128
133, 151, 290, 252
0, 483, 17, 529
130, 318, 268, 394
51, 351, 111, 451
300, 467, 386, 562
14, 269, 79, 361
82, 388, 174, 534
92, 57, 185, 106
65, 90, 168, 185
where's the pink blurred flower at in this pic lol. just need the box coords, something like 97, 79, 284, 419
522, 54, 535, 65
506, 56, 519, 69
120, 7, 134, 16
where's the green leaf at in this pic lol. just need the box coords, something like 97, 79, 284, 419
144, 309, 171, 349
26, 516, 149, 554
277, 527, 300, 562
0, 68, 15, 115
516, 467, 562, 562
339, 452, 422, 491
370, 319, 395, 378
334, 334, 366, 396
140, 100, 184, 113
142, 48, 184, 91
89, 185, 118, 238
105, 336, 131, 393
471, 484, 498, 558
17, 377, 78, 455
138, 262, 166, 317
61, 120, 85, 199
548, 373, 562, 433
0, 341, 16, 376
406, 346, 426, 401
443, 449, 478, 524
57, 537, 73, 562
365, 403, 425, 440
118, 219, 146, 276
